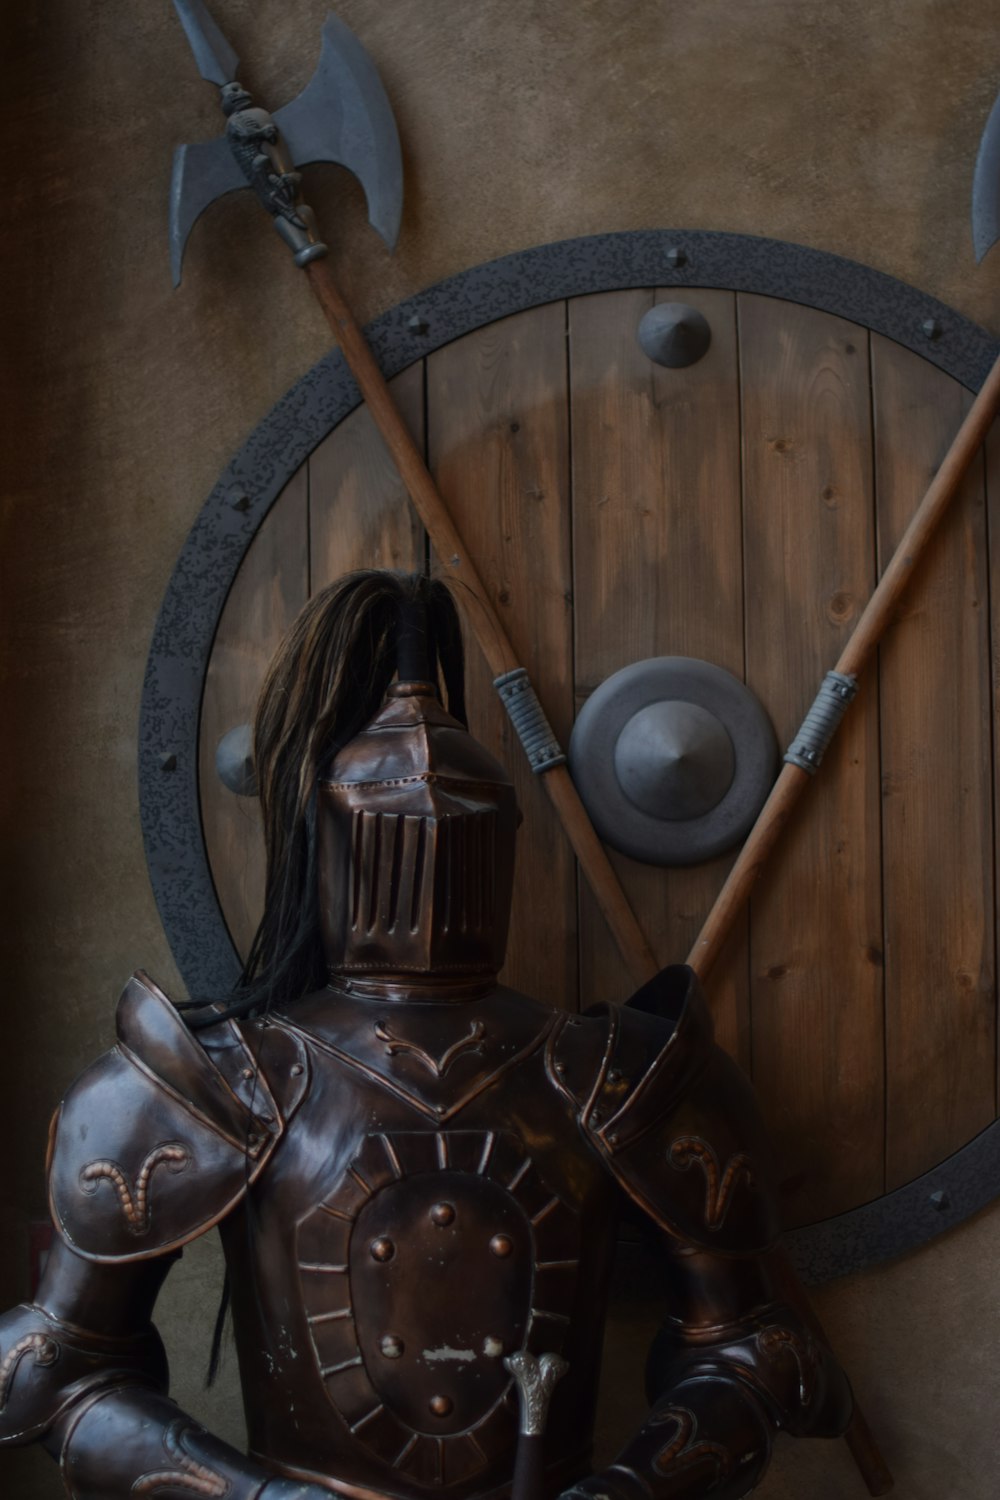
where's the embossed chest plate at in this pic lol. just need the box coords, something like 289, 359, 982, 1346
296, 1129, 580, 1488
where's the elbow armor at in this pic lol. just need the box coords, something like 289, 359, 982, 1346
0, 1301, 166, 1448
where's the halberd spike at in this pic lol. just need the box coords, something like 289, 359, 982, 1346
172, 0, 239, 88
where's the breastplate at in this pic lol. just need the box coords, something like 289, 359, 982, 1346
223, 987, 619, 1497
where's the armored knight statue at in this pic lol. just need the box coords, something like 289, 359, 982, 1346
0, 572, 852, 1499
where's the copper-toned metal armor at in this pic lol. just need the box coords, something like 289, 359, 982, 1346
0, 576, 852, 1500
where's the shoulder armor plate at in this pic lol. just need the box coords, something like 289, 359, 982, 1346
48, 972, 308, 1262
550, 966, 780, 1253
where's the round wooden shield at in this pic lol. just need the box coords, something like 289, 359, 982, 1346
140, 231, 1000, 1282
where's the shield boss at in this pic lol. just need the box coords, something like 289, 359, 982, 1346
569, 657, 777, 866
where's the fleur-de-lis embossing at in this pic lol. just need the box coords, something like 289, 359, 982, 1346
0, 1333, 59, 1411
668, 1136, 754, 1230
648, 1405, 733, 1481
757, 1325, 818, 1407
131, 1419, 229, 1497
373, 1019, 485, 1077
79, 1143, 190, 1236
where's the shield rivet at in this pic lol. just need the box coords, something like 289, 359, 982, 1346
431, 1202, 456, 1226
370, 1237, 395, 1262
429, 1394, 453, 1417
380, 1334, 404, 1358
489, 1234, 513, 1258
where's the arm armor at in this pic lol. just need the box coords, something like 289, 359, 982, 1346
550, 965, 852, 1499
0, 973, 320, 1498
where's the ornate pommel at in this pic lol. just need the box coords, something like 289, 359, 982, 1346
503, 1350, 569, 1437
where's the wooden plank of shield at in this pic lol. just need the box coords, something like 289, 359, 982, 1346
427, 305, 577, 1010
568, 287, 749, 1065
198, 468, 309, 963
738, 294, 885, 1227
872, 335, 995, 1191
310, 365, 426, 592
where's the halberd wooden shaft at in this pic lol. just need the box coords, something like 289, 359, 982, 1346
305, 258, 659, 988
688, 347, 1000, 983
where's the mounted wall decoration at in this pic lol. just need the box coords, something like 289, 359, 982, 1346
140, 228, 1000, 1284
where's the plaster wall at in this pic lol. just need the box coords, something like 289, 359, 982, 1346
2, 3, 999, 1496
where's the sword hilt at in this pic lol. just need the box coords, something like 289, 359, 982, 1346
504, 1350, 569, 1500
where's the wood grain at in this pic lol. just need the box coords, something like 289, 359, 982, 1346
738, 294, 884, 1226
569, 288, 749, 1059
689, 350, 1000, 989
873, 335, 995, 1189
309, 364, 426, 591
427, 304, 577, 1009
198, 469, 309, 964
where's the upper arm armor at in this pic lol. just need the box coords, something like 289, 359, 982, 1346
550, 965, 781, 1254
48, 972, 308, 1262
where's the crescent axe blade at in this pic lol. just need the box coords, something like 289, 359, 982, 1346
169, 11, 403, 287
972, 83, 1000, 263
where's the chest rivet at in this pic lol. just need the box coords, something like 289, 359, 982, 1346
430, 1201, 456, 1227
380, 1334, 404, 1358
290, 1063, 304, 1076
370, 1237, 395, 1262
489, 1233, 514, 1258
429, 1394, 453, 1418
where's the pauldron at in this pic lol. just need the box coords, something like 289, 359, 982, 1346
47, 971, 308, 1262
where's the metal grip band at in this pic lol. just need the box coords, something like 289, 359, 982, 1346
784, 671, 859, 775
493, 669, 566, 774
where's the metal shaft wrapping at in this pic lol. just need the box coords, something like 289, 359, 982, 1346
493, 668, 566, 774
784, 671, 858, 775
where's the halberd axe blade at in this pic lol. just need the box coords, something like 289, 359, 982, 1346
169, 3, 402, 285
972, 84, 1000, 262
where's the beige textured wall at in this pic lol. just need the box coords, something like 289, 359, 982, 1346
3, 2, 999, 1496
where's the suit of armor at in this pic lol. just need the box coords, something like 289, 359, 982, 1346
0, 642, 852, 1499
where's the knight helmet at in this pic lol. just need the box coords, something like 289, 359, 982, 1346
248, 571, 518, 1009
